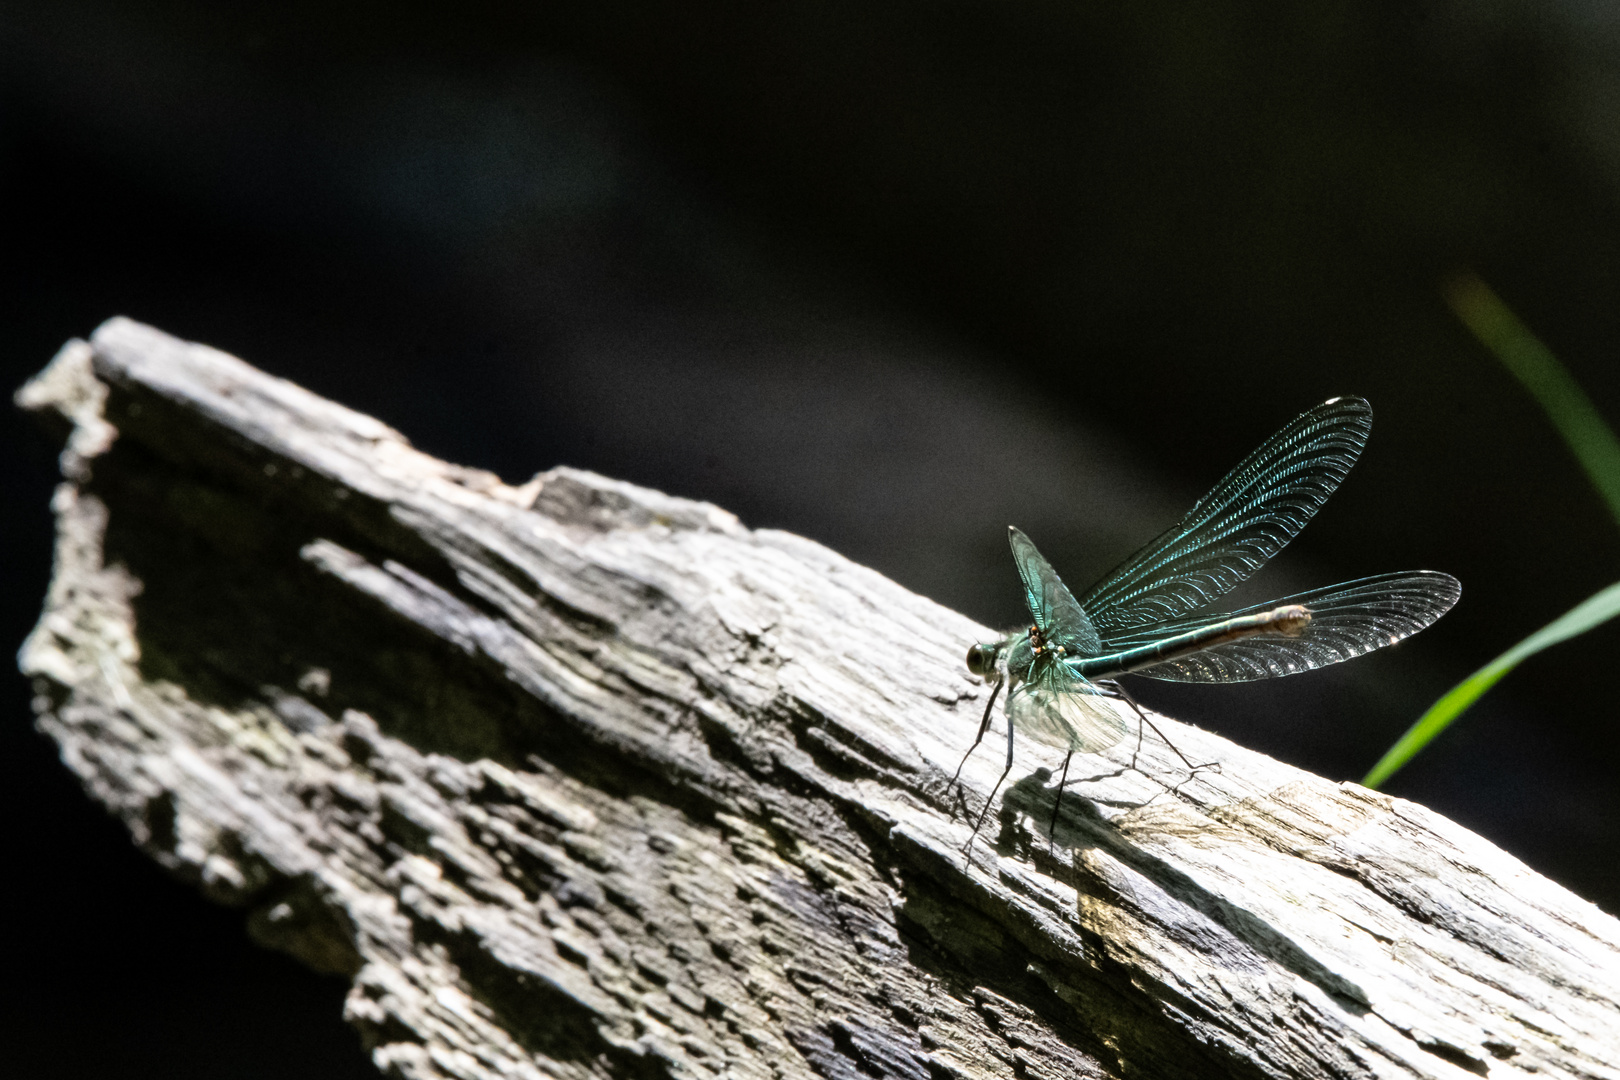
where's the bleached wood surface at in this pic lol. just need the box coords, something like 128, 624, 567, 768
16, 317, 1620, 1080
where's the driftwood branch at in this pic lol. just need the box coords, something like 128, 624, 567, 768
16, 318, 1620, 1080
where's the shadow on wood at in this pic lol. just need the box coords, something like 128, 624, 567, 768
16, 318, 1620, 1079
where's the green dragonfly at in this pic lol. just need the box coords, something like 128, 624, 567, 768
954, 395, 1460, 846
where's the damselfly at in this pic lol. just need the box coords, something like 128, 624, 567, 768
954, 396, 1459, 847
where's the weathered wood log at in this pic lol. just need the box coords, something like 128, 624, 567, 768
16, 318, 1620, 1080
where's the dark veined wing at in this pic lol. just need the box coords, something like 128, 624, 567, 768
1103, 571, 1460, 683
1081, 396, 1373, 636
1007, 660, 1129, 753
1009, 526, 1103, 656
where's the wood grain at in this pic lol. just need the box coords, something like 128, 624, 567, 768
16, 318, 1620, 1080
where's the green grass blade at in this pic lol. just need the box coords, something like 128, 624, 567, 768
1445, 273, 1620, 525
1368, 275, 1620, 787
1363, 580, 1620, 788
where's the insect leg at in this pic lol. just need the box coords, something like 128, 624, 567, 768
1047, 748, 1074, 853
964, 700, 1017, 854
1103, 679, 1222, 777
949, 677, 1002, 804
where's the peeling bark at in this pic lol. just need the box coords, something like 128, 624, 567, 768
15, 318, 1620, 1080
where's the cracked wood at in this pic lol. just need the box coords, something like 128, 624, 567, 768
15, 318, 1620, 1080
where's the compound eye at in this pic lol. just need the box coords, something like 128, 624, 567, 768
966, 644, 990, 676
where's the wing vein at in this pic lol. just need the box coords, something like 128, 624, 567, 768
1080, 397, 1373, 633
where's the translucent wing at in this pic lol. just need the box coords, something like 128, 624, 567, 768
1007, 660, 1129, 753
1103, 571, 1460, 683
1081, 396, 1373, 635
1009, 526, 1103, 657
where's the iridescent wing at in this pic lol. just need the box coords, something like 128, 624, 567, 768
1008, 526, 1103, 657
1082, 396, 1373, 637
1006, 659, 1129, 753
1102, 571, 1460, 683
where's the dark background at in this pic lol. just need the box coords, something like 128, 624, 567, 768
5, 2, 1620, 1076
